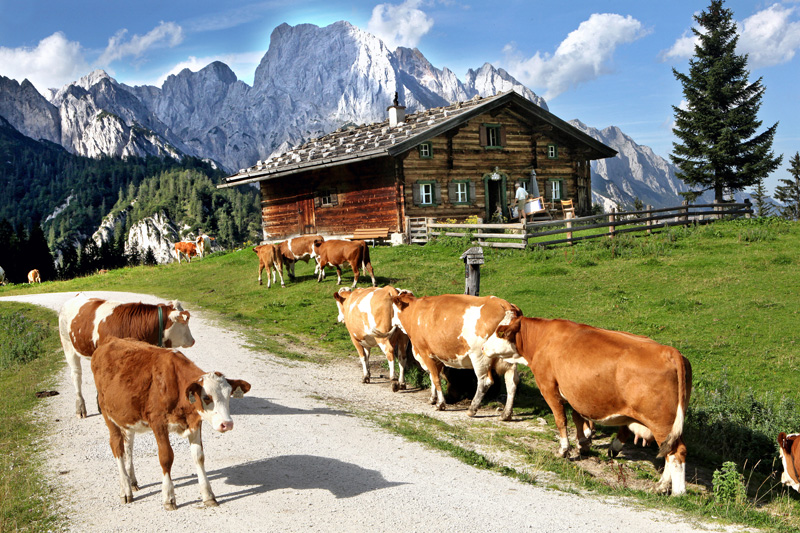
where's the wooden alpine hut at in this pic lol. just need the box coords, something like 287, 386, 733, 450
218, 90, 616, 242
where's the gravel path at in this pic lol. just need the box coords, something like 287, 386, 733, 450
2, 291, 743, 532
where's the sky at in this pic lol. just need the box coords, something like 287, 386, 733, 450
0, 0, 798, 192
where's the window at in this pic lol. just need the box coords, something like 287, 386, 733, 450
547, 144, 559, 159
418, 142, 433, 159
314, 188, 338, 207
448, 180, 472, 205
413, 180, 440, 206
548, 180, 563, 201
480, 124, 506, 149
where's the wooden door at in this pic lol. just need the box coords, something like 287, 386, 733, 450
297, 197, 316, 234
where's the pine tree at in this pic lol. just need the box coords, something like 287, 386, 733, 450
671, 0, 782, 202
774, 152, 800, 220
750, 178, 774, 217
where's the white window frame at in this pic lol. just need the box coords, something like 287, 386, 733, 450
419, 142, 432, 158
550, 180, 562, 201
547, 144, 558, 159
455, 182, 468, 203
486, 126, 499, 147
420, 182, 433, 205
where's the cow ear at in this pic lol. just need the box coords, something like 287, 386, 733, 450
496, 317, 522, 340
334, 291, 345, 303
186, 382, 204, 405
391, 295, 409, 311
228, 379, 251, 398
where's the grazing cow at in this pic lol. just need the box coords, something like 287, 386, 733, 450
333, 286, 410, 390
174, 241, 198, 263
27, 269, 41, 283
390, 292, 521, 420
92, 337, 250, 510
314, 239, 376, 288
195, 233, 215, 257
496, 316, 692, 495
0, 265, 6, 285
778, 432, 800, 492
277, 235, 323, 279
253, 244, 284, 287
58, 293, 195, 418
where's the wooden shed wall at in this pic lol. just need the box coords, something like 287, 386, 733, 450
259, 158, 399, 239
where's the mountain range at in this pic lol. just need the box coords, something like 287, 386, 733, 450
0, 19, 705, 238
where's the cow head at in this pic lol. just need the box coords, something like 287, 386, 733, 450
390, 290, 416, 332
495, 316, 524, 346
186, 372, 251, 433
333, 288, 352, 322
778, 432, 800, 491
163, 300, 196, 348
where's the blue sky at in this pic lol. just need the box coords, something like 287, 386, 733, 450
1, 0, 798, 192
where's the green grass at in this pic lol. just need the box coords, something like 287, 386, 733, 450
3, 218, 800, 531
0, 303, 64, 533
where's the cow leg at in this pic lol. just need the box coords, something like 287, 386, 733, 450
64, 347, 87, 418
152, 425, 177, 510
495, 360, 519, 422
657, 438, 687, 495
288, 260, 296, 280
188, 426, 217, 506
539, 382, 571, 457
466, 357, 494, 418
377, 338, 395, 381
609, 426, 632, 458
391, 334, 409, 392
365, 263, 377, 287
316, 262, 326, 282
428, 360, 447, 410
274, 263, 285, 287
352, 338, 371, 383
571, 410, 592, 454
258, 260, 264, 285
335, 266, 343, 285
350, 262, 359, 288
124, 430, 139, 491
107, 422, 134, 504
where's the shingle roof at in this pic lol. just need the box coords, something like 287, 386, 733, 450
219, 90, 616, 188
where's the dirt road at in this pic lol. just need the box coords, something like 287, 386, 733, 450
2, 291, 739, 532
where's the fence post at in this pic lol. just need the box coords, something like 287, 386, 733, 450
646, 205, 653, 235
681, 200, 689, 226
461, 246, 484, 296
713, 199, 721, 220
427, 217, 435, 240
566, 211, 574, 245
608, 208, 616, 239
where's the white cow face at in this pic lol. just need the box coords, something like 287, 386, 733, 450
164, 301, 195, 348
186, 372, 251, 433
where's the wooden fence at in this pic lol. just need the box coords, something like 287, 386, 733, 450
422, 202, 753, 249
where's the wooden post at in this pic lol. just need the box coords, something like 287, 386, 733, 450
608, 208, 616, 239
681, 200, 689, 226
566, 211, 574, 245
646, 205, 652, 235
460, 246, 484, 296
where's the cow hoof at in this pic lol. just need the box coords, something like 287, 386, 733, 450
164, 501, 177, 511
121, 495, 133, 504
467, 409, 477, 417
203, 498, 219, 507
436, 403, 446, 411
131, 482, 140, 491
391, 382, 400, 392
557, 448, 571, 459
500, 412, 513, 422
258, 280, 262, 285
362, 376, 370, 384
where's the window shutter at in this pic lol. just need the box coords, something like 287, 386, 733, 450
412, 182, 421, 206
479, 125, 487, 146
499, 126, 507, 147
331, 188, 339, 206
469, 181, 476, 204
434, 182, 442, 205
314, 195, 321, 208
448, 181, 456, 203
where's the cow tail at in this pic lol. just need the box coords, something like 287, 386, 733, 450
369, 325, 397, 339
657, 350, 691, 458
361, 243, 372, 275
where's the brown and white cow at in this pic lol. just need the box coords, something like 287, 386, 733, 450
333, 286, 410, 390
92, 337, 250, 510
496, 316, 692, 495
27, 269, 41, 283
277, 235, 323, 279
0, 265, 6, 285
174, 241, 198, 263
195, 233, 215, 257
58, 293, 196, 418
390, 292, 521, 420
778, 432, 800, 492
314, 239, 376, 288
253, 244, 284, 288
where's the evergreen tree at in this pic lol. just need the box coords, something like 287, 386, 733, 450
750, 179, 774, 217
143, 247, 157, 266
671, 0, 781, 202
774, 152, 800, 220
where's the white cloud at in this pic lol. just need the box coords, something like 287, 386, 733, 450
738, 4, 800, 68
0, 32, 91, 94
503, 13, 648, 101
97, 21, 184, 67
367, 0, 434, 50
661, 3, 800, 68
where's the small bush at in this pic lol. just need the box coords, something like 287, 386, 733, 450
713, 461, 747, 505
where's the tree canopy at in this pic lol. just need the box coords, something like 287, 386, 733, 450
671, 0, 781, 202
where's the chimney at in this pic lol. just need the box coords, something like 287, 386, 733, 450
387, 91, 406, 127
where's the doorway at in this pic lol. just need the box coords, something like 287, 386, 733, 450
483, 171, 508, 222
297, 197, 316, 234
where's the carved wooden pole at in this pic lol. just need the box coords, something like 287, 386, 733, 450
461, 246, 484, 296
646, 205, 653, 235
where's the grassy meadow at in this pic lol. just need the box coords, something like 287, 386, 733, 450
2, 216, 800, 531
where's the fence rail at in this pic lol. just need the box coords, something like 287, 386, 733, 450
421, 202, 752, 249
